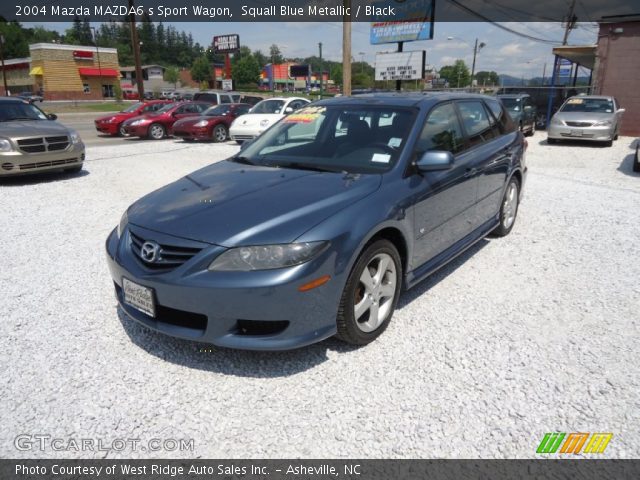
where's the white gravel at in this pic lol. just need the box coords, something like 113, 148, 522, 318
1, 134, 639, 459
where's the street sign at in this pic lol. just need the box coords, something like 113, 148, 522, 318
213, 34, 240, 54
558, 59, 572, 77
370, 0, 435, 45
222, 79, 233, 91
375, 51, 426, 81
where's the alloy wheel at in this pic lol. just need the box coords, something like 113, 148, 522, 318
502, 182, 518, 229
353, 253, 397, 333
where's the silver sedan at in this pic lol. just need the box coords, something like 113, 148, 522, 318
547, 95, 625, 147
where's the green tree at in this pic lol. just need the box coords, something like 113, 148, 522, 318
0, 20, 29, 57
439, 60, 470, 88
475, 70, 499, 86
269, 44, 284, 64
253, 50, 267, 69
164, 67, 180, 88
190, 56, 212, 83
113, 82, 123, 102
330, 63, 343, 86
233, 55, 260, 87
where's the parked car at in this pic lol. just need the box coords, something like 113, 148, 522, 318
497, 93, 536, 136
143, 92, 155, 100
0, 97, 84, 177
167, 91, 183, 101
240, 94, 264, 106
17, 91, 44, 103
182, 92, 194, 101
122, 90, 140, 100
547, 95, 625, 146
172, 103, 252, 142
94, 100, 172, 136
229, 97, 310, 144
121, 102, 211, 140
192, 90, 237, 105
106, 93, 527, 350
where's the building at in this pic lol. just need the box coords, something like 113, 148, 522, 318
592, 17, 640, 136
29, 43, 120, 100
0, 58, 32, 95
120, 64, 165, 92
260, 63, 332, 91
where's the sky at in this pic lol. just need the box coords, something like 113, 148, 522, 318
26, 21, 599, 78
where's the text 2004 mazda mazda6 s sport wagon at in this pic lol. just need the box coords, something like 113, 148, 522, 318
106, 93, 527, 350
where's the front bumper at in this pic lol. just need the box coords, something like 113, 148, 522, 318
547, 123, 615, 141
94, 121, 118, 135
105, 226, 341, 350
229, 123, 263, 142
0, 143, 85, 176
173, 127, 211, 141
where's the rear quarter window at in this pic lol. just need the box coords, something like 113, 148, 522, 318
486, 98, 516, 134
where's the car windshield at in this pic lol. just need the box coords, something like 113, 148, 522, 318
204, 105, 230, 116
500, 98, 522, 111
0, 102, 48, 121
122, 102, 144, 113
560, 98, 614, 113
251, 100, 286, 114
234, 105, 416, 174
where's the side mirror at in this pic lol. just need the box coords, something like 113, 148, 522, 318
617, 108, 626, 114
47, 113, 57, 120
416, 151, 454, 172
284, 107, 294, 114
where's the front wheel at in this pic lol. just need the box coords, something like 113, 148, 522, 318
212, 124, 228, 143
148, 123, 165, 140
526, 121, 536, 137
118, 123, 127, 137
492, 177, 520, 237
336, 239, 402, 346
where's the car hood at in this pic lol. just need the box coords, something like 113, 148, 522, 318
96, 112, 134, 122
554, 112, 616, 123
0, 120, 72, 136
123, 114, 151, 125
127, 160, 381, 246
232, 113, 283, 128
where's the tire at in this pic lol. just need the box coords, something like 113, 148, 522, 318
547, 137, 557, 144
118, 123, 127, 137
527, 121, 536, 137
491, 177, 520, 237
148, 123, 165, 140
212, 124, 228, 143
633, 148, 640, 173
336, 239, 402, 346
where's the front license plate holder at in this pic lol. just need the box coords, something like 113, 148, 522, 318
570, 129, 583, 137
123, 277, 156, 318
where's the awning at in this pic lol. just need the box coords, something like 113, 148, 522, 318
551, 45, 597, 70
29, 66, 43, 76
78, 68, 120, 77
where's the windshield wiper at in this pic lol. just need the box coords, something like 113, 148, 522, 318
230, 155, 256, 166
267, 161, 340, 173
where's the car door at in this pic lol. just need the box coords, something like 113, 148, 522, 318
409, 102, 480, 268
458, 99, 513, 226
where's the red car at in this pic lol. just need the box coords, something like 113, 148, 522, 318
94, 100, 172, 136
172, 103, 252, 142
121, 102, 211, 140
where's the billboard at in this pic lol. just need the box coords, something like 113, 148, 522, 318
213, 34, 240, 54
289, 65, 311, 77
370, 0, 435, 45
375, 51, 425, 81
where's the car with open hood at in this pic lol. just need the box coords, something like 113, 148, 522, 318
0, 97, 84, 177
229, 97, 310, 144
94, 100, 172, 136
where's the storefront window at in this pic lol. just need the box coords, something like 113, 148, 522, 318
83, 83, 90, 94
102, 85, 114, 98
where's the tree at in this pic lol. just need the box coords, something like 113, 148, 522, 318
330, 64, 343, 86
475, 70, 499, 86
0, 20, 29, 57
164, 67, 180, 88
269, 44, 284, 64
233, 55, 260, 87
190, 56, 212, 83
253, 50, 267, 69
439, 60, 470, 88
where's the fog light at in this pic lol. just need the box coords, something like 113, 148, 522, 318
298, 275, 331, 292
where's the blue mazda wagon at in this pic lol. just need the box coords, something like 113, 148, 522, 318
106, 93, 527, 350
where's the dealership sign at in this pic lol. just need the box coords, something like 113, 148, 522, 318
213, 34, 240, 54
370, 0, 435, 44
375, 51, 425, 81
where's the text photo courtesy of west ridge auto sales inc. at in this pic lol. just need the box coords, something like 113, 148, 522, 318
0, 0, 639, 478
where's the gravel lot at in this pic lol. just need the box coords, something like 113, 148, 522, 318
1, 134, 639, 459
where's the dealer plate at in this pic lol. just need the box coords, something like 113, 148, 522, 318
123, 278, 156, 318
570, 129, 583, 137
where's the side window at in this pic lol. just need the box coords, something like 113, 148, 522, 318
483, 103, 502, 139
457, 101, 496, 147
485, 98, 516, 134
415, 103, 465, 154
195, 104, 208, 113
174, 105, 187, 114
236, 106, 250, 116
221, 95, 232, 104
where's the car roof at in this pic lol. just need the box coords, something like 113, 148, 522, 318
316, 92, 498, 108
0, 97, 30, 104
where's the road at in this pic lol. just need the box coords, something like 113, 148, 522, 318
57, 112, 133, 148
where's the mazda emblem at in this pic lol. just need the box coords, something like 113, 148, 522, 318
140, 241, 161, 263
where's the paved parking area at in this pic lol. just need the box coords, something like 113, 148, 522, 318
1, 134, 639, 458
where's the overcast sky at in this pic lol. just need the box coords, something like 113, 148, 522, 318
27, 21, 599, 77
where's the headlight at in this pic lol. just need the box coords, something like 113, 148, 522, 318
208, 241, 329, 271
117, 210, 128, 237
550, 117, 563, 126
0, 138, 13, 152
194, 120, 209, 128
260, 119, 270, 127
130, 120, 145, 126
69, 130, 82, 144
593, 120, 612, 126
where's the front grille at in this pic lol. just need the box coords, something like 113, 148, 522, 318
17, 135, 70, 154
130, 231, 202, 270
19, 158, 77, 170
232, 135, 255, 141
561, 133, 594, 138
565, 121, 594, 127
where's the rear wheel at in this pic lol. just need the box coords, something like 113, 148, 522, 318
212, 124, 228, 143
492, 177, 520, 237
336, 239, 402, 346
148, 123, 165, 140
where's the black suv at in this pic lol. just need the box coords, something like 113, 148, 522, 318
497, 93, 537, 136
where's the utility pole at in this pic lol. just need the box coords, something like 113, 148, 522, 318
342, 0, 352, 95
318, 42, 323, 98
395, 42, 403, 92
0, 35, 8, 97
128, 0, 144, 99
562, 0, 578, 45
91, 27, 103, 98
